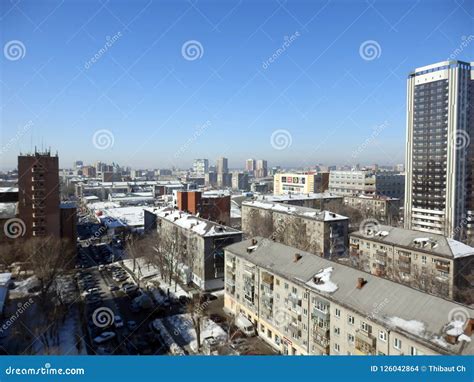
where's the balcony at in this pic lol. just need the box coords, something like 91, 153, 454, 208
398, 255, 411, 263
313, 324, 330, 338
435, 262, 450, 273
355, 330, 376, 355
399, 262, 411, 273
288, 293, 301, 306
312, 307, 329, 321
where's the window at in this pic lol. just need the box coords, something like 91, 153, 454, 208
394, 338, 402, 350
348, 315, 355, 325
379, 331, 387, 342
422, 256, 427, 265
292, 286, 297, 294
334, 327, 340, 336
335, 308, 341, 318
275, 279, 280, 286
303, 308, 308, 316
334, 343, 340, 353
347, 334, 355, 343
361, 322, 372, 333
284, 283, 289, 290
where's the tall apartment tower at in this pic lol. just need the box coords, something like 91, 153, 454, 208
404, 60, 473, 240
255, 159, 268, 178
216, 157, 228, 174
18, 151, 60, 238
245, 159, 256, 174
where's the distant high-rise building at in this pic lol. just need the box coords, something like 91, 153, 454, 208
74, 160, 83, 169
216, 157, 228, 174
245, 159, 256, 174
231, 172, 249, 191
193, 159, 209, 175
404, 60, 473, 239
18, 151, 60, 238
255, 159, 268, 178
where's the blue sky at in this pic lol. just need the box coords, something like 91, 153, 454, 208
1, 0, 473, 170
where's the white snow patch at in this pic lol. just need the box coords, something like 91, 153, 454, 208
306, 267, 338, 293
446, 238, 474, 259
432, 336, 449, 348
445, 320, 466, 337
387, 317, 426, 336
458, 334, 471, 343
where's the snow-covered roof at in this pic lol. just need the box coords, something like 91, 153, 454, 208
0, 202, 17, 219
146, 206, 241, 238
242, 200, 348, 222
100, 206, 146, 227
352, 224, 474, 260
0, 273, 12, 286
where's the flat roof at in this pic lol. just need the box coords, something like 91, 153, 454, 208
146, 206, 241, 238
242, 200, 348, 222
351, 224, 474, 260
257, 193, 342, 202
225, 238, 474, 355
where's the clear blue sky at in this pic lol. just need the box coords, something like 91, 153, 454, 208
1, 0, 472, 170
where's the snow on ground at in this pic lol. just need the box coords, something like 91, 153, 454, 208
458, 334, 471, 342
387, 317, 426, 336
151, 319, 185, 355
306, 267, 338, 293
165, 314, 227, 353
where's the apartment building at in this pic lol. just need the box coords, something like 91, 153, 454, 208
329, 170, 404, 199
176, 190, 231, 225
343, 195, 401, 226
404, 60, 473, 240
18, 151, 61, 238
274, 172, 329, 195
193, 159, 209, 175
348, 224, 474, 301
257, 193, 343, 211
255, 160, 268, 178
241, 200, 348, 258
144, 206, 242, 290
224, 238, 474, 355
231, 172, 249, 191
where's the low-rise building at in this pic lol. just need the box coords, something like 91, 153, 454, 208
144, 206, 242, 290
241, 200, 348, 258
224, 238, 474, 355
257, 192, 343, 211
176, 191, 231, 225
329, 170, 404, 199
343, 195, 401, 226
348, 225, 474, 302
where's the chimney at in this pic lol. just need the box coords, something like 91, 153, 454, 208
294, 253, 302, 262
356, 277, 367, 289
464, 318, 474, 337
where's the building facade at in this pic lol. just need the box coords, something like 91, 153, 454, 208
343, 195, 401, 226
144, 206, 242, 290
274, 172, 329, 195
241, 200, 348, 258
224, 238, 474, 356
404, 60, 473, 239
348, 225, 473, 302
193, 159, 209, 175
255, 160, 268, 178
18, 152, 61, 238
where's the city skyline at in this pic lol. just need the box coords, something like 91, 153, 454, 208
1, 1, 473, 169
